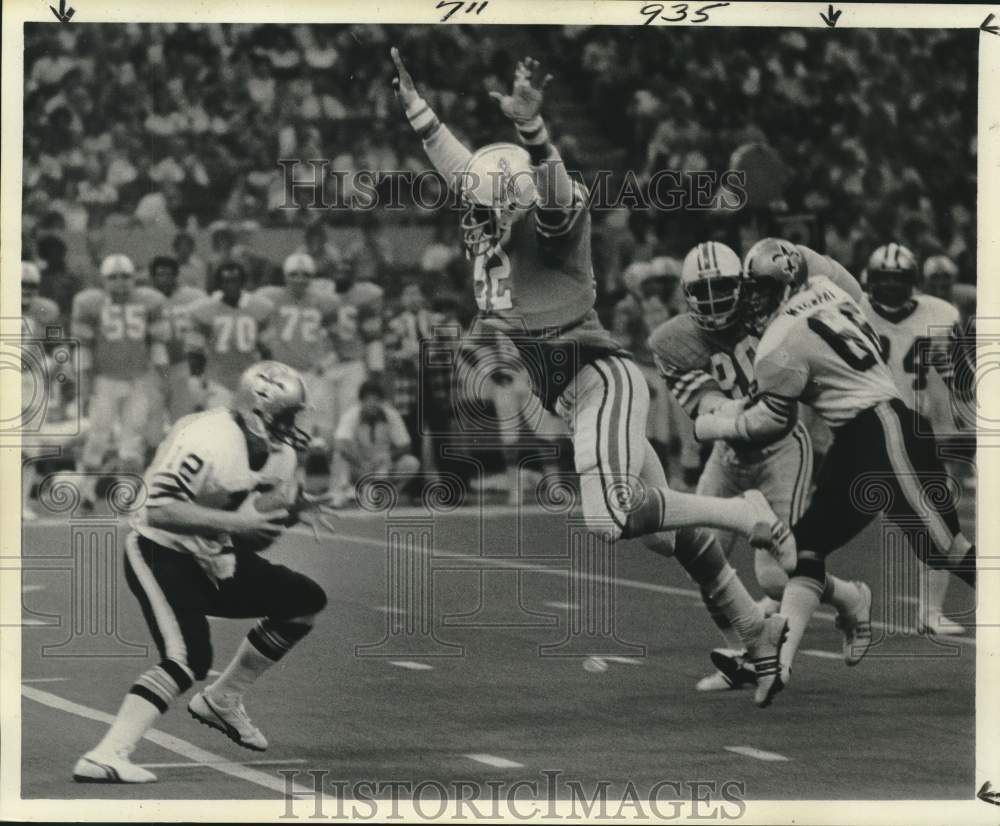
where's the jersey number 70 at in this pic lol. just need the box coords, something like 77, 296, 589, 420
807, 302, 884, 371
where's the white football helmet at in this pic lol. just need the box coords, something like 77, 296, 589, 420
100, 253, 136, 298
741, 238, 807, 336
460, 143, 537, 257
865, 243, 918, 310
283, 252, 316, 276
680, 241, 743, 330
232, 361, 310, 451
22, 261, 42, 287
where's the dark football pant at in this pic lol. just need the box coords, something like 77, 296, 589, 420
124, 533, 327, 684
792, 399, 964, 567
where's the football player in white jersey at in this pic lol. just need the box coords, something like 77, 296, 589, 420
861, 243, 966, 636
651, 242, 871, 692
73, 362, 335, 784
692, 239, 976, 706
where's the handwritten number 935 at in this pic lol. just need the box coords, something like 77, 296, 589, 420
640, 2, 730, 25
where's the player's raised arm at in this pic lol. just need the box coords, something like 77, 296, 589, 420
490, 56, 576, 220
391, 47, 472, 189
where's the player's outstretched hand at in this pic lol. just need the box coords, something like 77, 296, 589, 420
229, 508, 289, 548
390, 47, 420, 110
489, 56, 552, 124
292, 490, 340, 542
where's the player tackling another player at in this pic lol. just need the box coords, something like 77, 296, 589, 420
73, 361, 336, 783
692, 239, 976, 706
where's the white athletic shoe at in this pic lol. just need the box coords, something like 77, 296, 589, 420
188, 691, 268, 751
836, 581, 873, 666
743, 490, 796, 573
746, 614, 789, 708
73, 749, 157, 784
918, 611, 966, 636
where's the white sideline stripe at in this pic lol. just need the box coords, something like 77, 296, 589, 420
389, 660, 434, 671
21, 685, 324, 798
21, 677, 69, 683
801, 649, 842, 660
465, 753, 524, 768
138, 758, 307, 769
724, 746, 790, 762
23, 520, 977, 648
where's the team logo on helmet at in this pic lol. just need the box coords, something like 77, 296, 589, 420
680, 241, 744, 331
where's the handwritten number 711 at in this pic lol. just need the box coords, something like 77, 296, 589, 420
437, 0, 489, 22
640, 2, 730, 25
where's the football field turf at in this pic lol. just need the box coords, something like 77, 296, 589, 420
17, 501, 976, 802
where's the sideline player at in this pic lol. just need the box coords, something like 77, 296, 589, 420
72, 362, 335, 783
652, 241, 870, 691
71, 254, 169, 506
257, 252, 341, 469
692, 239, 976, 705
861, 243, 966, 635
148, 255, 206, 432
393, 48, 795, 704
186, 261, 274, 409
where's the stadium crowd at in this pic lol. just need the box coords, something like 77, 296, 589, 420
21, 23, 978, 507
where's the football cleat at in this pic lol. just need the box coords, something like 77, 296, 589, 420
743, 490, 796, 573
73, 749, 157, 784
696, 649, 757, 691
188, 691, 268, 751
917, 612, 965, 636
746, 614, 789, 708
836, 581, 873, 666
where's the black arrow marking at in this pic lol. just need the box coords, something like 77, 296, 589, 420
49, 0, 75, 22
820, 4, 842, 27
978, 781, 1000, 806
982, 14, 1000, 36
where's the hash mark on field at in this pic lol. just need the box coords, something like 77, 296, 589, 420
724, 746, 790, 762
543, 601, 575, 609
465, 753, 524, 768
20, 618, 55, 626
801, 649, 842, 660
21, 677, 69, 683
22, 584, 45, 592
389, 660, 434, 671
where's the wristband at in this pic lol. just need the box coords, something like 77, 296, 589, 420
515, 114, 548, 146
405, 97, 436, 133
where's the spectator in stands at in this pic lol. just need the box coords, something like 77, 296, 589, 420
173, 230, 208, 290
300, 222, 342, 283
386, 280, 436, 459
35, 234, 82, 323
330, 379, 420, 507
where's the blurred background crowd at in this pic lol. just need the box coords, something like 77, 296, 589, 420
20, 23, 978, 505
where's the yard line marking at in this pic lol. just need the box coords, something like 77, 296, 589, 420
724, 746, 790, 762
465, 753, 524, 768
543, 601, 575, 609
21, 677, 69, 683
389, 660, 434, 671
20, 618, 54, 626
21, 685, 326, 798
22, 584, 45, 592
138, 758, 307, 769
603, 656, 643, 665
801, 649, 842, 660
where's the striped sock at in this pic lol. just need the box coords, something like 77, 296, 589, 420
97, 661, 192, 755
206, 620, 312, 705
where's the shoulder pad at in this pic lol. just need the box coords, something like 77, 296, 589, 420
648, 314, 712, 371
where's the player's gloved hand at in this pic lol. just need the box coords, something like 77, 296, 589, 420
390, 47, 421, 111
489, 56, 552, 124
227, 508, 289, 548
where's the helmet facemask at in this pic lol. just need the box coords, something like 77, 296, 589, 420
262, 404, 311, 452
741, 278, 791, 337
684, 276, 742, 331
867, 269, 915, 311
